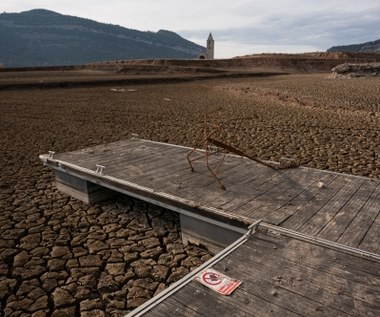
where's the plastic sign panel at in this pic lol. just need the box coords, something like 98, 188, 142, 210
195, 268, 242, 295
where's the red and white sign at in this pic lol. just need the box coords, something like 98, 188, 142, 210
195, 268, 242, 295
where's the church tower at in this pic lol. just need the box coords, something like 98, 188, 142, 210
206, 33, 214, 59
198, 33, 215, 60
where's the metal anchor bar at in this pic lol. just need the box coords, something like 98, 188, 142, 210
95, 164, 105, 175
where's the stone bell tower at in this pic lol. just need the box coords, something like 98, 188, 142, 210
206, 33, 214, 59
198, 33, 215, 60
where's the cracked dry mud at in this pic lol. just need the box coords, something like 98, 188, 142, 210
1, 74, 380, 316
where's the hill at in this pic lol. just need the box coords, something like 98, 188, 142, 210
0, 9, 205, 67
328, 39, 380, 53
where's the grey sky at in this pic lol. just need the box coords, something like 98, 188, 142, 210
2, 1, 380, 57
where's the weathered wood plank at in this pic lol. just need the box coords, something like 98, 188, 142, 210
109, 158, 184, 179
128, 162, 190, 191
57, 140, 186, 173
175, 158, 270, 210
186, 159, 270, 209
245, 168, 320, 222
337, 183, 380, 248
196, 159, 267, 208
233, 168, 306, 219
212, 261, 355, 317
55, 140, 140, 164
218, 238, 380, 315
359, 209, 380, 254
281, 175, 357, 231
317, 180, 379, 242
118, 152, 187, 180
266, 172, 337, 225
174, 282, 299, 317
299, 177, 365, 236
56, 145, 158, 173
248, 231, 380, 279
179, 153, 247, 186
145, 297, 207, 317
219, 168, 297, 214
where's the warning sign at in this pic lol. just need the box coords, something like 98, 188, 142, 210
195, 268, 242, 295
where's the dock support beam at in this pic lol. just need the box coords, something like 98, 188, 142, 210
54, 170, 119, 204
180, 214, 243, 254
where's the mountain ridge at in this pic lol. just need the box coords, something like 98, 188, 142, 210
328, 38, 380, 53
0, 9, 205, 67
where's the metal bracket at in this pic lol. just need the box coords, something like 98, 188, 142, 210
131, 133, 140, 140
95, 164, 105, 175
246, 219, 262, 237
48, 151, 55, 159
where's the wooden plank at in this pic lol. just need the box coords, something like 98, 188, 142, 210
173, 282, 299, 317
247, 231, 380, 279
185, 160, 269, 210
56, 142, 162, 171
266, 172, 337, 225
159, 152, 245, 190
104, 147, 186, 180
217, 238, 380, 316
154, 159, 242, 206
337, 183, 380, 248
56, 140, 186, 173
281, 175, 357, 232
359, 209, 380, 254
317, 180, 379, 242
234, 168, 306, 219
299, 177, 365, 236
145, 297, 206, 317
212, 261, 355, 317
219, 168, 297, 214
242, 236, 380, 305
103, 145, 180, 169
128, 162, 190, 191
245, 168, 321, 222
118, 154, 187, 182
55, 140, 139, 164
196, 159, 267, 208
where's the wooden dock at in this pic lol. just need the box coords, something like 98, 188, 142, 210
127, 222, 380, 317
40, 138, 380, 254
40, 138, 380, 316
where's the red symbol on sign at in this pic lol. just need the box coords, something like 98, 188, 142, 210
202, 272, 222, 285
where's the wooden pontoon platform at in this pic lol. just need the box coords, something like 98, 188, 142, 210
126, 222, 380, 317
40, 138, 379, 254
39, 138, 380, 316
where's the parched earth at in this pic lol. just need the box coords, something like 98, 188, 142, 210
1, 73, 379, 316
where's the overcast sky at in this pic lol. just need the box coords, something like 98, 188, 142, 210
3, 1, 380, 58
